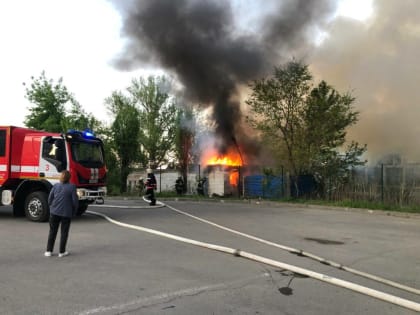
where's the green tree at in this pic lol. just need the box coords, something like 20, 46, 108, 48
98, 127, 120, 195
106, 91, 141, 193
247, 61, 312, 177
24, 71, 100, 133
24, 71, 69, 132
247, 60, 366, 197
303, 81, 366, 197
64, 101, 102, 132
129, 76, 178, 168
174, 105, 196, 192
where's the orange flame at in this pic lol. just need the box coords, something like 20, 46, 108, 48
229, 170, 239, 186
203, 149, 242, 186
206, 155, 242, 166
204, 150, 242, 167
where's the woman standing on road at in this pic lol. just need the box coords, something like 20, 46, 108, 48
44, 170, 78, 258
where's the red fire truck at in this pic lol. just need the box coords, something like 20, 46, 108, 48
0, 126, 107, 221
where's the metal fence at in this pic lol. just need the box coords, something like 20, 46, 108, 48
244, 175, 285, 199
325, 164, 420, 206
241, 163, 420, 206
127, 163, 420, 206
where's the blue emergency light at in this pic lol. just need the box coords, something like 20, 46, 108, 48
66, 128, 96, 139
83, 128, 95, 138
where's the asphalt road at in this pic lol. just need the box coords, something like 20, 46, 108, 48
0, 198, 419, 315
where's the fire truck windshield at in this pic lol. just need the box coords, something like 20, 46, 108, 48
70, 141, 104, 168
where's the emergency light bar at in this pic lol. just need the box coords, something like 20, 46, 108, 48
66, 128, 96, 139
83, 129, 95, 138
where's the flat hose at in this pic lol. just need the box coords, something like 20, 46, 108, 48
86, 209, 420, 312
160, 200, 420, 296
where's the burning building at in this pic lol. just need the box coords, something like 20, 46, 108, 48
201, 147, 243, 197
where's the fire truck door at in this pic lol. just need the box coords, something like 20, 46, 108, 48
39, 138, 67, 183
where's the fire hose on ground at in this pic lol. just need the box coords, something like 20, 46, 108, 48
160, 200, 420, 296
86, 198, 420, 312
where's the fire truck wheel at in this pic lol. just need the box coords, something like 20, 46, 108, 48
25, 192, 49, 222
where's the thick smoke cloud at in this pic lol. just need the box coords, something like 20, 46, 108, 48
310, 0, 420, 163
111, 0, 336, 157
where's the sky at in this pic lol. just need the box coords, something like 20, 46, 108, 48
0, 0, 368, 126
5, 0, 418, 163
0, 0, 151, 126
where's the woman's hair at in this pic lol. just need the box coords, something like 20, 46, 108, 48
60, 170, 71, 183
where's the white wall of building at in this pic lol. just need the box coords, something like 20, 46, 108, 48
208, 168, 228, 196
127, 170, 199, 194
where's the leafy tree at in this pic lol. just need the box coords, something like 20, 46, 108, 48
128, 76, 178, 168
247, 60, 366, 197
24, 71, 100, 133
24, 71, 69, 132
64, 101, 102, 132
247, 61, 312, 177
98, 127, 120, 195
106, 91, 140, 193
174, 105, 196, 192
303, 81, 366, 196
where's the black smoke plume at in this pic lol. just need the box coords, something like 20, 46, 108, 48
111, 0, 336, 157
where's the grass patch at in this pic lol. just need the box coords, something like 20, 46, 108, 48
282, 198, 420, 213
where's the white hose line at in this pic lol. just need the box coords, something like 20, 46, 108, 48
160, 201, 420, 296
110, 197, 420, 295
90, 204, 165, 209
86, 210, 420, 312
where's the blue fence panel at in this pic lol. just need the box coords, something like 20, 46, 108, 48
244, 175, 284, 198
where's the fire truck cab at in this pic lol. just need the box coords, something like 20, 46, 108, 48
0, 126, 107, 222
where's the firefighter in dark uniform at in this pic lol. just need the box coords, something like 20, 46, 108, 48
175, 176, 184, 195
145, 168, 157, 206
